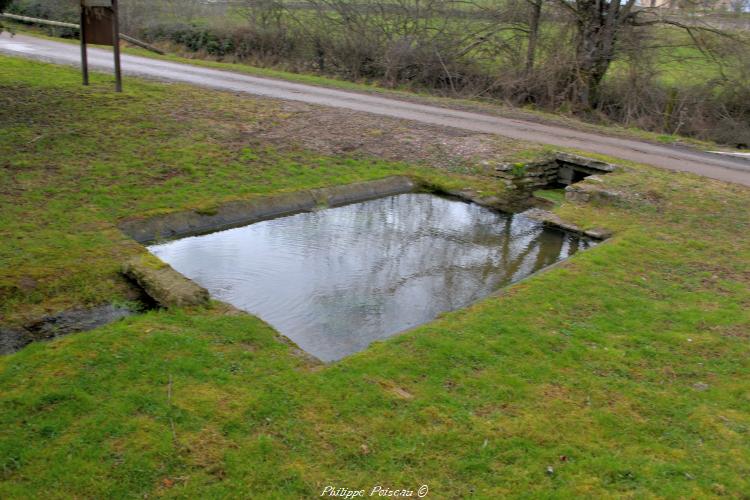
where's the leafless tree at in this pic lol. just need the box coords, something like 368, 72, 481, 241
729, 0, 749, 12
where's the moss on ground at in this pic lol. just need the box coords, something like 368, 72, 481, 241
1, 55, 749, 498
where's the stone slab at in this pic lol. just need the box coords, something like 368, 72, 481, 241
122, 253, 209, 308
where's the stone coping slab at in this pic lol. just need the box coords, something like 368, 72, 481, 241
122, 253, 209, 309
118, 176, 417, 244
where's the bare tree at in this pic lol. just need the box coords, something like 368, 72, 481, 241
549, 0, 746, 111
729, 0, 749, 12
525, 0, 544, 74
118, 0, 206, 32
551, 0, 642, 109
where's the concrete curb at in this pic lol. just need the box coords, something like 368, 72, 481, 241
118, 176, 417, 244
522, 208, 613, 240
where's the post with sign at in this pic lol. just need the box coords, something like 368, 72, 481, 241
111, 0, 122, 92
79, 3, 88, 86
79, 0, 122, 92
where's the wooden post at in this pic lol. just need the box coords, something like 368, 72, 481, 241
79, 2, 89, 86
112, 0, 122, 92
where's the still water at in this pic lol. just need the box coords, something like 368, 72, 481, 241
149, 194, 594, 361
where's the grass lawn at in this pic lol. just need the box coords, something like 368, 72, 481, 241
1, 55, 750, 498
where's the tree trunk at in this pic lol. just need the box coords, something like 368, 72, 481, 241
568, 0, 636, 109
525, 0, 543, 75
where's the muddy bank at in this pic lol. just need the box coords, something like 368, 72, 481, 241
0, 304, 135, 355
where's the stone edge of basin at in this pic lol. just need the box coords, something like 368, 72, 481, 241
118, 176, 418, 244
122, 253, 210, 308
522, 208, 613, 240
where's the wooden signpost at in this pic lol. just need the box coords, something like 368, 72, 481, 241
80, 0, 121, 92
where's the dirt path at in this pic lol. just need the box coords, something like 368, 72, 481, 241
2, 32, 750, 187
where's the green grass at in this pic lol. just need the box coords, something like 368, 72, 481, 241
533, 188, 566, 207
1, 55, 750, 498
607, 28, 739, 89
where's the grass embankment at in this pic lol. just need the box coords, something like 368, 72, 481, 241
1, 56, 750, 498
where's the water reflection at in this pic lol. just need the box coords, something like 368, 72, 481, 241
149, 194, 594, 361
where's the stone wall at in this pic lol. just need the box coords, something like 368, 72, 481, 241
492, 152, 617, 193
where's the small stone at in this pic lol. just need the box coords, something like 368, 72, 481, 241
18, 276, 38, 293
565, 184, 625, 205
693, 382, 710, 391
711, 483, 726, 495
584, 227, 613, 240
555, 152, 617, 173
564, 186, 591, 203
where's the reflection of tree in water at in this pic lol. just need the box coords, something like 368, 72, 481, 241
156, 194, 594, 361
272, 195, 589, 355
